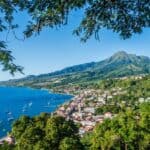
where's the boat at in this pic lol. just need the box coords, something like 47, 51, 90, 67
22, 104, 28, 112
22, 109, 27, 112
7, 117, 14, 122
44, 101, 51, 108
28, 102, 33, 107
5, 111, 12, 115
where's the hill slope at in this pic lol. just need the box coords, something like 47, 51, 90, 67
0, 51, 150, 87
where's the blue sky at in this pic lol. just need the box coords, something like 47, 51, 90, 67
0, 11, 150, 81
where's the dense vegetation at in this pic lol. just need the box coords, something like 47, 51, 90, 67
83, 103, 150, 150
95, 75, 150, 114
0, 114, 83, 150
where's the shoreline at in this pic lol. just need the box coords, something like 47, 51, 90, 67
0, 86, 74, 139
0, 136, 7, 143
0, 136, 6, 141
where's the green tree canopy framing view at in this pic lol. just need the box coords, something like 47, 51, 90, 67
0, 0, 150, 74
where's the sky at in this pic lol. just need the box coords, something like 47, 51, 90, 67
0, 11, 150, 81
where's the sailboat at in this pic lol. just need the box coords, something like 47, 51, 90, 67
48, 101, 50, 106
5, 111, 12, 115
7, 117, 14, 122
22, 104, 27, 112
44, 101, 51, 108
28, 102, 33, 107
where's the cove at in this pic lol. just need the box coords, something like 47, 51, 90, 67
0, 86, 72, 138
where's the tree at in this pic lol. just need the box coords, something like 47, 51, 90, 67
86, 104, 150, 150
90, 119, 118, 150
0, 142, 15, 150
11, 115, 32, 140
45, 116, 79, 148
11, 115, 82, 150
59, 137, 83, 150
0, 0, 150, 74
0, 41, 23, 75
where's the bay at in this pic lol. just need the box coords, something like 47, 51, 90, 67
0, 86, 72, 138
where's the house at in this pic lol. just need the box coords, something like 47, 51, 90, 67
139, 98, 145, 103
84, 125, 94, 132
104, 112, 112, 119
146, 97, 150, 102
84, 107, 95, 114
80, 121, 96, 126
79, 128, 86, 135
5, 136, 15, 144
0, 141, 4, 145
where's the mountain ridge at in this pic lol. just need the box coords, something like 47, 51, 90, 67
0, 51, 150, 86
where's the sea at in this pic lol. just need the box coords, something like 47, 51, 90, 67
0, 86, 72, 138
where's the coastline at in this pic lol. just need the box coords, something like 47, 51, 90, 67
0, 86, 74, 138
0, 136, 6, 141
0, 136, 7, 144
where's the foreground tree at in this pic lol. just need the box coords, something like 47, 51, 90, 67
83, 102, 150, 150
11, 114, 83, 150
0, 142, 15, 150
0, 0, 150, 73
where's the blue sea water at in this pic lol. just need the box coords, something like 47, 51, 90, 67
0, 86, 72, 138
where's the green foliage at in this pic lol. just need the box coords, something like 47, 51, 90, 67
11, 115, 32, 140
45, 116, 79, 148
23, 0, 150, 42
90, 119, 118, 150
82, 103, 150, 150
73, 0, 150, 42
95, 105, 121, 115
59, 137, 83, 150
11, 114, 82, 150
0, 41, 23, 75
1, 0, 149, 41
0, 0, 27, 74
0, 142, 15, 150
95, 75, 150, 115
81, 133, 93, 150
93, 77, 150, 149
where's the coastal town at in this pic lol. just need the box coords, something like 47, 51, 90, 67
55, 75, 149, 135
55, 87, 122, 135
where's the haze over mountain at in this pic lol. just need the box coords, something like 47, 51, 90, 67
0, 51, 150, 87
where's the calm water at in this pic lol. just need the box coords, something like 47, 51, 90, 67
0, 86, 72, 138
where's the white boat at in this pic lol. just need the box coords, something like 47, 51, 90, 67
22, 109, 27, 112
28, 102, 33, 107
5, 111, 12, 115
48, 102, 50, 106
8, 117, 14, 122
44, 102, 51, 108
7, 112, 12, 115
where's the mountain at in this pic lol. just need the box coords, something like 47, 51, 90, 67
0, 51, 150, 87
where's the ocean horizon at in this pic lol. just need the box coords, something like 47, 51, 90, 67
0, 86, 72, 138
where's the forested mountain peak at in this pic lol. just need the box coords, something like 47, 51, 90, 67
0, 51, 149, 86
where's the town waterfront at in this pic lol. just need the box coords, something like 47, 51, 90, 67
0, 86, 72, 138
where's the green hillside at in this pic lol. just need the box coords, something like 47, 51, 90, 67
0, 51, 150, 88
